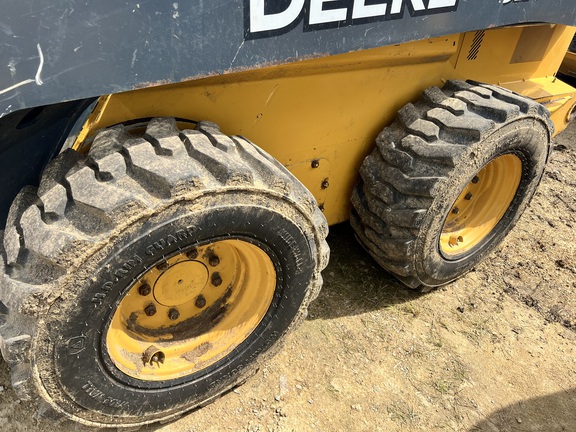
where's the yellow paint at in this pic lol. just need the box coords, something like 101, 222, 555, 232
106, 240, 275, 381
286, 158, 331, 209
73, 94, 111, 151
440, 154, 522, 257
503, 77, 575, 135
454, 25, 572, 84
153, 260, 209, 306
73, 25, 576, 225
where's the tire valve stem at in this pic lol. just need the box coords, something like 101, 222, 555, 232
150, 353, 164, 366
449, 235, 464, 247
142, 346, 165, 367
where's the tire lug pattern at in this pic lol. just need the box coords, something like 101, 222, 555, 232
0, 117, 330, 426
352, 80, 553, 290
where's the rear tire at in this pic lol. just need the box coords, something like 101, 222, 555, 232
351, 80, 553, 289
0, 118, 329, 427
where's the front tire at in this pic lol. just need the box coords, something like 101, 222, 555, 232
0, 118, 329, 427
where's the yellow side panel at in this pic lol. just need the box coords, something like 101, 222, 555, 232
504, 77, 576, 134
454, 25, 573, 83
81, 36, 460, 225
77, 25, 576, 226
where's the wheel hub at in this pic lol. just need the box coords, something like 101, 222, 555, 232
105, 239, 276, 381
153, 260, 209, 306
440, 153, 522, 258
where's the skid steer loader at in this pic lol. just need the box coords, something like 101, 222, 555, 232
0, 0, 575, 427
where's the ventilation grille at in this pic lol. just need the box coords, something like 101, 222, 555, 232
467, 31, 485, 61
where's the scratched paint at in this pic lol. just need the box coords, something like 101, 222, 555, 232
0, 0, 574, 115
0, 44, 44, 97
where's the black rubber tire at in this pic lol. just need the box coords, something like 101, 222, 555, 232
351, 80, 553, 290
569, 34, 576, 53
0, 118, 329, 427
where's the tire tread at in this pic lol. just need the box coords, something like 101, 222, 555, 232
352, 80, 553, 289
0, 117, 329, 427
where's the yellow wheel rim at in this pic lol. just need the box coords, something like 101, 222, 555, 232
106, 240, 275, 381
440, 154, 522, 257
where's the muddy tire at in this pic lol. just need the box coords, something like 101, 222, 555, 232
0, 118, 329, 427
351, 80, 553, 290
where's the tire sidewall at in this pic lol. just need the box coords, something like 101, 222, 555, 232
35, 191, 316, 423
414, 117, 550, 286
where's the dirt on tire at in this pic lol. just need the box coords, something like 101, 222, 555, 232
352, 80, 553, 289
0, 117, 329, 428
1, 120, 575, 431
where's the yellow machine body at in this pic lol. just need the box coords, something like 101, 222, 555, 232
75, 24, 576, 226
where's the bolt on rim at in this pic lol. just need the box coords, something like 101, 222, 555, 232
105, 239, 276, 381
439, 153, 522, 258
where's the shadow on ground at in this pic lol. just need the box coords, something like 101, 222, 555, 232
470, 388, 576, 432
308, 222, 424, 321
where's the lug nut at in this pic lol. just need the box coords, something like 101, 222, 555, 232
311, 159, 320, 169
209, 254, 220, 267
472, 176, 480, 184
186, 248, 199, 260
144, 304, 157, 316
465, 192, 473, 200
168, 308, 180, 321
321, 178, 330, 189
157, 261, 169, 271
195, 295, 207, 309
138, 284, 151, 296
211, 272, 223, 287
452, 207, 460, 215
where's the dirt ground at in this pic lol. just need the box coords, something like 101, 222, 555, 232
1, 120, 575, 431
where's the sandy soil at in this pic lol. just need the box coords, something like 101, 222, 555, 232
1, 121, 575, 432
